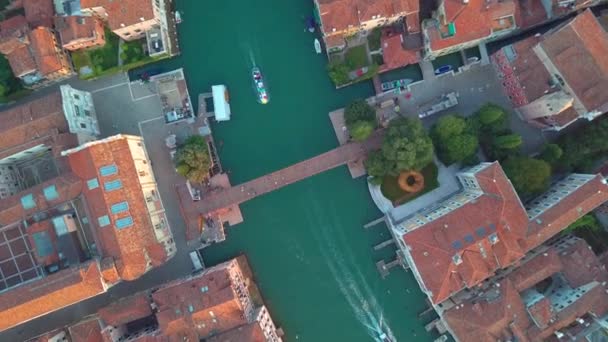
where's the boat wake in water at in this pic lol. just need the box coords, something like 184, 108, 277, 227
305, 195, 397, 341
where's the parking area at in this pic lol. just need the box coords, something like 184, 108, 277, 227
0, 225, 43, 291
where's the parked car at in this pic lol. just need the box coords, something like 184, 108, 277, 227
434, 65, 453, 75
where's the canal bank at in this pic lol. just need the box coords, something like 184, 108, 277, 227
151, 0, 434, 340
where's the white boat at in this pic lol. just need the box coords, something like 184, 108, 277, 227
175, 11, 182, 24
314, 39, 322, 54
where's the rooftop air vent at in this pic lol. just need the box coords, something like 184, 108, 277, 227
452, 254, 463, 265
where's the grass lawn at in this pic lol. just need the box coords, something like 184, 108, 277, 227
380, 163, 439, 206
371, 54, 384, 66
88, 28, 119, 73
344, 45, 369, 70
121, 40, 146, 64
368, 28, 382, 51
71, 50, 91, 71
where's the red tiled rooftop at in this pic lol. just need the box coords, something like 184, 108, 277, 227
6, 43, 36, 77
80, 0, 155, 31
0, 260, 106, 332
29, 27, 65, 76
65, 135, 165, 280
23, 0, 54, 28
207, 322, 266, 342
527, 297, 554, 329
0, 174, 82, 227
152, 264, 247, 339
540, 9, 608, 112
54, 16, 105, 49
0, 15, 28, 35
317, 0, 418, 34
402, 162, 528, 303
508, 248, 562, 292
68, 318, 103, 342
427, 0, 517, 52
98, 292, 152, 326
379, 29, 420, 72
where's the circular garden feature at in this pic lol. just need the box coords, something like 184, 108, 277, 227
398, 171, 424, 193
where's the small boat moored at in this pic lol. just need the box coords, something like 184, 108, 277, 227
434, 65, 453, 75
175, 11, 182, 24
314, 39, 322, 54
381, 78, 413, 92
252, 67, 269, 104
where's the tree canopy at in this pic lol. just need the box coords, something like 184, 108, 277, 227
175, 135, 211, 184
503, 156, 551, 197
430, 114, 478, 165
476, 103, 507, 128
344, 99, 376, 141
327, 60, 349, 86
492, 134, 523, 150
539, 143, 563, 165
365, 150, 388, 184
381, 117, 434, 174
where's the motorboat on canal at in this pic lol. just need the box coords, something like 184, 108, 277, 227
252, 67, 269, 104
314, 38, 322, 54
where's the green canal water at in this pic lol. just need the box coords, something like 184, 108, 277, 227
158, 0, 435, 340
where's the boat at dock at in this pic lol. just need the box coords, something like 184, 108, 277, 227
175, 11, 182, 24
380, 78, 413, 92
252, 67, 269, 104
314, 38, 321, 54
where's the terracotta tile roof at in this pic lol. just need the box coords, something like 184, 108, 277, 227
540, 9, 608, 113
6, 43, 36, 77
379, 24, 421, 72
23, 0, 54, 28
317, 0, 418, 34
0, 260, 106, 332
443, 279, 531, 342
68, 318, 104, 342
323, 33, 346, 49
0, 92, 69, 152
26, 220, 60, 266
80, 0, 155, 31
507, 249, 562, 292
527, 297, 554, 329
29, 27, 67, 76
207, 322, 266, 342
559, 238, 608, 288
427, 0, 517, 52
54, 16, 105, 50
518, 0, 549, 28
0, 15, 28, 34
525, 175, 608, 250
65, 135, 165, 280
0, 174, 82, 227
152, 265, 247, 339
98, 292, 153, 326
402, 162, 528, 303
99, 257, 120, 285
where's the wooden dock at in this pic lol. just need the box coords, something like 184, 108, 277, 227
373, 239, 395, 251
376, 258, 400, 279
198, 92, 215, 118
364, 216, 385, 229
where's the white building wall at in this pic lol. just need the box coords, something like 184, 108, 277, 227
60, 85, 100, 139
0, 165, 21, 199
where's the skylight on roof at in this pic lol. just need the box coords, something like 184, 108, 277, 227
115, 216, 133, 229
87, 178, 99, 190
475, 227, 486, 238
32, 231, 53, 257
451, 240, 463, 250
104, 180, 122, 191
111, 201, 129, 214
20, 193, 36, 210
98, 215, 110, 227
43, 185, 59, 201
99, 164, 118, 176
464, 234, 474, 244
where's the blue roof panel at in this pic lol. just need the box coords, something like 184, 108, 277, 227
87, 178, 99, 190
20, 193, 36, 210
32, 231, 53, 257
475, 227, 486, 237
99, 164, 118, 176
464, 234, 474, 243
451, 240, 463, 250
43, 185, 59, 201
111, 201, 129, 214
104, 180, 122, 191
116, 216, 133, 229
98, 215, 110, 227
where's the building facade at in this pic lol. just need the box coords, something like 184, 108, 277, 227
492, 9, 608, 131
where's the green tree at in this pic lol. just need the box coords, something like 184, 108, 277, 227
477, 103, 506, 126
344, 99, 376, 141
327, 60, 349, 86
493, 134, 523, 150
503, 156, 551, 197
563, 214, 599, 234
539, 143, 563, 165
174, 135, 211, 184
365, 150, 388, 184
381, 117, 434, 174
350, 120, 374, 141
431, 114, 466, 141
442, 134, 478, 165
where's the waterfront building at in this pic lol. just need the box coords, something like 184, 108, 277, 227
386, 161, 608, 341
389, 161, 608, 304
422, 0, 519, 59
314, 0, 419, 52
492, 9, 608, 131
0, 101, 173, 332
79, 0, 175, 56
26, 256, 283, 342
54, 15, 106, 51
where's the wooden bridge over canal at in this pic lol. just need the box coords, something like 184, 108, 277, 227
178, 129, 384, 241
199, 130, 383, 214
